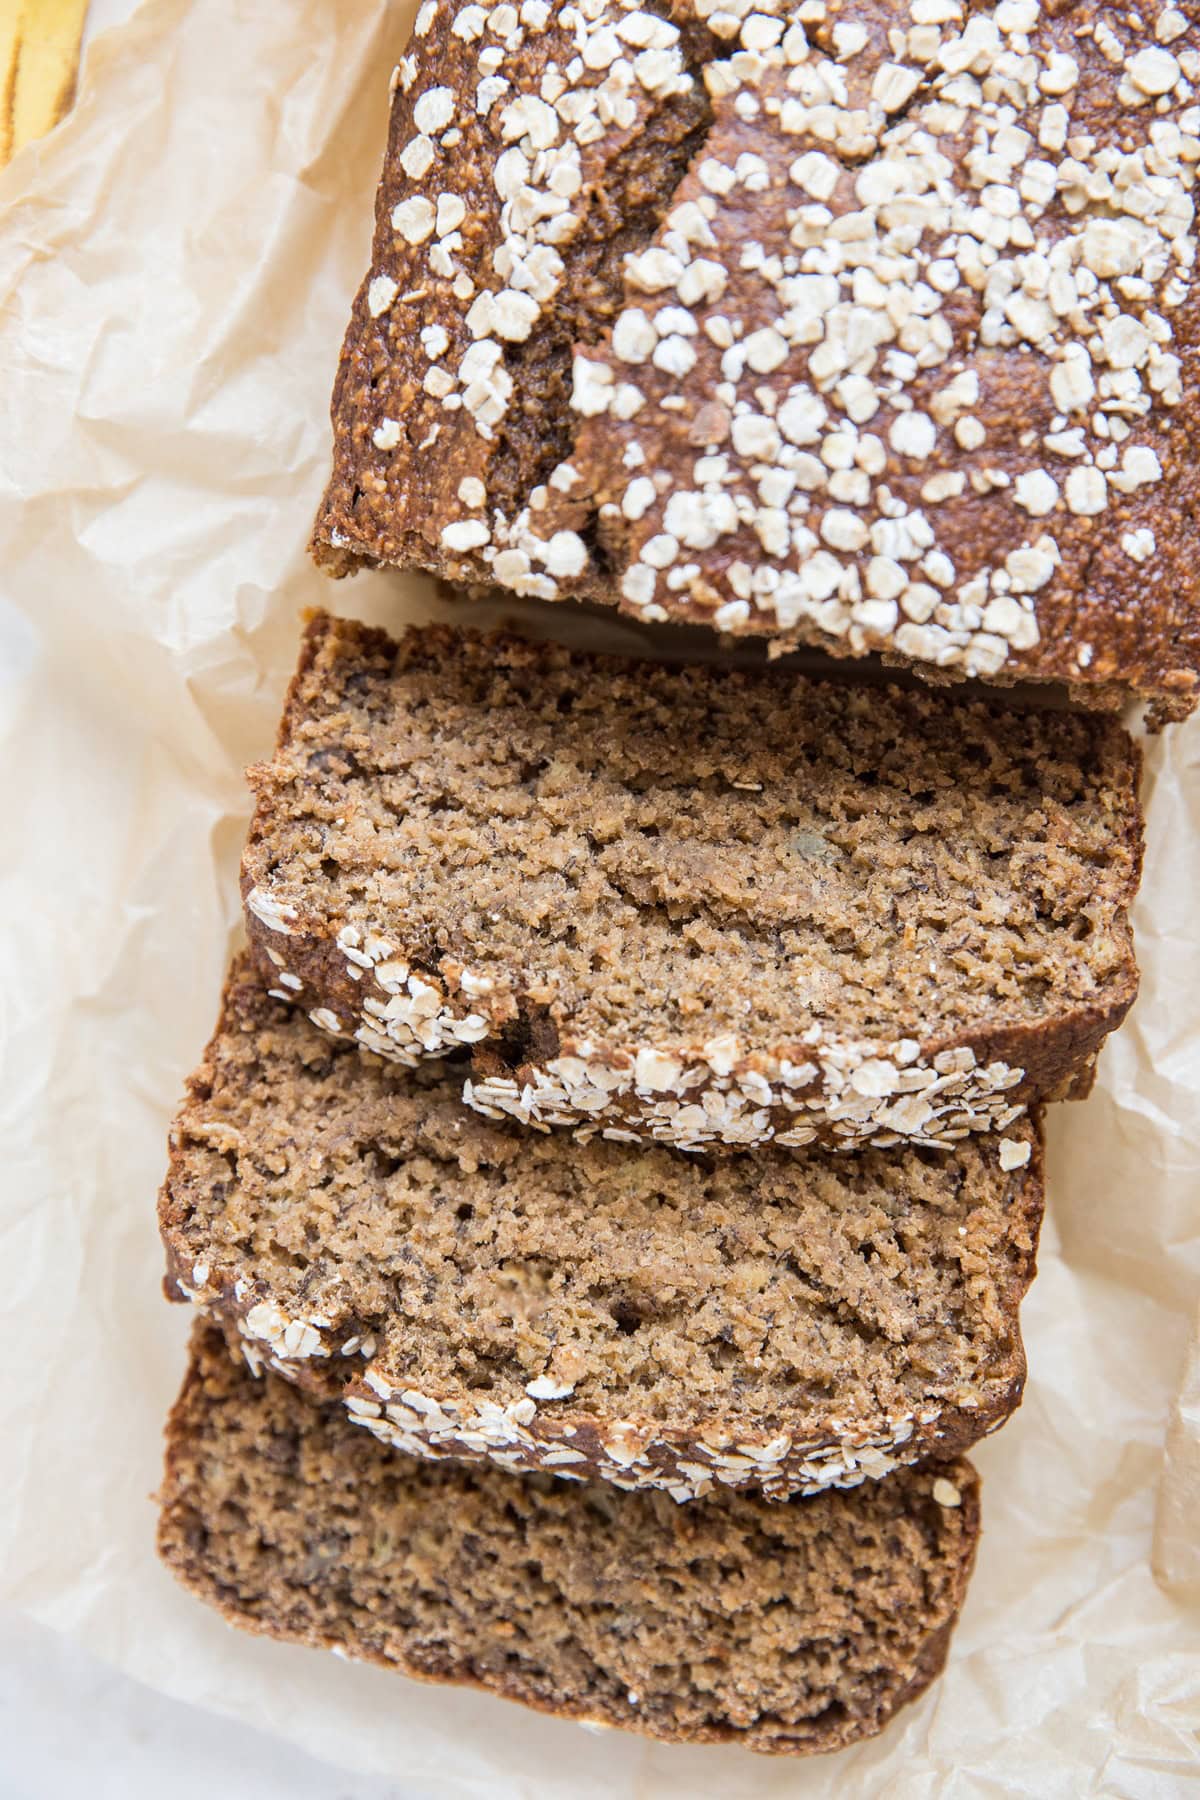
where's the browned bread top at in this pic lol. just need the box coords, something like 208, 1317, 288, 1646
313, 0, 1200, 721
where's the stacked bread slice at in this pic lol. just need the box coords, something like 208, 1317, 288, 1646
157, 609, 1144, 1755
162, 1323, 982, 1756
239, 616, 1141, 1151
162, 955, 1046, 1502
155, 0, 1194, 1760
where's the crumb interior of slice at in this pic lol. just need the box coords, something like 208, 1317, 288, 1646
253, 624, 1137, 1051
167, 974, 1036, 1432
166, 1330, 975, 1746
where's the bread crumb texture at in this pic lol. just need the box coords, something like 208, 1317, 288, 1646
241, 614, 1141, 1150
313, 0, 1200, 720
158, 1326, 981, 1756
160, 958, 1044, 1498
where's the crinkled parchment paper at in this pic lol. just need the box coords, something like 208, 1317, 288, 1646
0, 3, 1197, 1793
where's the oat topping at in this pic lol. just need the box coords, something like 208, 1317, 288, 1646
998, 1133, 1032, 1169
463, 1034, 1030, 1150
332, 1361, 931, 1500
572, 0, 1196, 677
315, 0, 1199, 715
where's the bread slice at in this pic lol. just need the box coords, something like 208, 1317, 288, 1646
242, 611, 1141, 1151
311, 0, 1200, 722
159, 1325, 982, 1757
161, 957, 1042, 1500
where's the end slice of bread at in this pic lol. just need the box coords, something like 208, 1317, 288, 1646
159, 1325, 981, 1758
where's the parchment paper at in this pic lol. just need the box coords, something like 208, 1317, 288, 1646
0, 3, 1197, 1793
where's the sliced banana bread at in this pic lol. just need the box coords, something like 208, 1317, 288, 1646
159, 1325, 982, 1757
242, 612, 1141, 1151
311, 0, 1200, 721
161, 957, 1042, 1500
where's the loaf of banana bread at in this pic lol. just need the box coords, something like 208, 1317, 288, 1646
311, 0, 1200, 721
159, 1325, 982, 1757
242, 612, 1142, 1150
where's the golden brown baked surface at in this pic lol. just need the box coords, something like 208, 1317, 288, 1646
312, 0, 1200, 721
241, 612, 1142, 1149
160, 957, 1043, 1498
158, 1324, 981, 1757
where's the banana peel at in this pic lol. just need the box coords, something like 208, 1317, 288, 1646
0, 0, 89, 167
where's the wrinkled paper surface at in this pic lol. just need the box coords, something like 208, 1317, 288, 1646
0, 3, 1197, 1793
